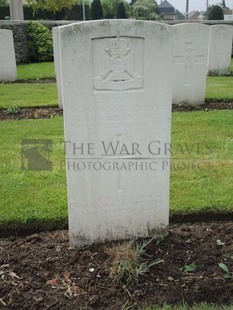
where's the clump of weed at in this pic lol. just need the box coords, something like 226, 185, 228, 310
4, 107, 21, 115
105, 238, 163, 286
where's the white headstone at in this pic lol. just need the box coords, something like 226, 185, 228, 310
172, 23, 210, 104
0, 29, 17, 82
208, 25, 233, 74
56, 20, 173, 247
10, 0, 24, 20
52, 27, 63, 108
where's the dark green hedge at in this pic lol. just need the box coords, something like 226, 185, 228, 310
0, 4, 90, 20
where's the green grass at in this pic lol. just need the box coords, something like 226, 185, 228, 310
0, 117, 66, 224
0, 110, 232, 227
206, 76, 233, 101
0, 83, 58, 108
0, 77, 232, 110
170, 110, 233, 213
0, 60, 231, 109
17, 62, 55, 80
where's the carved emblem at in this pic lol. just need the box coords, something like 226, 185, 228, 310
92, 36, 144, 91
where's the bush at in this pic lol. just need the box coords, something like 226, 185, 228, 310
207, 5, 224, 20
27, 21, 53, 63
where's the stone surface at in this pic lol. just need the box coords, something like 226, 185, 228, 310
0, 29, 17, 81
172, 23, 210, 104
10, 0, 24, 21
208, 25, 233, 73
56, 20, 173, 247
52, 27, 63, 108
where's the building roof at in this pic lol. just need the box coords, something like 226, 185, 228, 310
158, 0, 175, 13
158, 0, 175, 9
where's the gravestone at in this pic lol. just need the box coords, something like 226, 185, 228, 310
56, 20, 173, 247
208, 25, 233, 74
0, 29, 17, 82
172, 23, 210, 104
52, 27, 63, 108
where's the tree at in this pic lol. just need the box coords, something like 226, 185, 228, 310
207, 5, 224, 20
132, 0, 159, 20
0, 0, 7, 5
26, 0, 76, 15
117, 2, 127, 18
90, 0, 103, 19
101, 0, 129, 18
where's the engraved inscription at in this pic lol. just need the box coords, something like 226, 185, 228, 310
92, 36, 144, 91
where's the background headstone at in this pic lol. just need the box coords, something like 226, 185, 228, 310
0, 29, 17, 82
208, 25, 233, 74
53, 27, 63, 108
56, 20, 173, 247
172, 23, 210, 104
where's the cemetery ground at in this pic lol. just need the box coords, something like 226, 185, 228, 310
0, 62, 233, 309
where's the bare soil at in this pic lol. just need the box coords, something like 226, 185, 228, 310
1, 222, 233, 309
0, 102, 232, 121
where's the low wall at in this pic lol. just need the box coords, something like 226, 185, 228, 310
0, 20, 232, 64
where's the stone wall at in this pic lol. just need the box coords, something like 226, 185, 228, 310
0, 21, 29, 63
0, 20, 232, 64
0, 20, 73, 63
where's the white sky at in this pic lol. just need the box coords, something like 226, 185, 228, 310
165, 0, 233, 13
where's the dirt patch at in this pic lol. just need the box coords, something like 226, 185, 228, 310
0, 108, 62, 121
0, 102, 232, 121
1, 222, 232, 309
7, 79, 56, 84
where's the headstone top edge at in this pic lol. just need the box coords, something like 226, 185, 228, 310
210, 24, 233, 29
173, 23, 210, 29
58, 19, 173, 32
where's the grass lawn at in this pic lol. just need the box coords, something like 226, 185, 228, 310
0, 76, 232, 109
0, 83, 58, 108
0, 60, 232, 109
17, 62, 55, 80
206, 76, 233, 101
0, 110, 232, 227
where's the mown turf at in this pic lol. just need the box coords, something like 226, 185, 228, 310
0, 76, 232, 109
0, 83, 58, 109
206, 76, 233, 101
17, 62, 55, 80
0, 110, 232, 226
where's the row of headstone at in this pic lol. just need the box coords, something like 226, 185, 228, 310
208, 25, 233, 74
0, 29, 17, 82
53, 20, 233, 248
53, 23, 233, 107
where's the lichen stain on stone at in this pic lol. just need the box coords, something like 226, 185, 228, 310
146, 222, 168, 238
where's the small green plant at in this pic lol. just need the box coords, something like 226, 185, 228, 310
4, 107, 21, 115
218, 263, 232, 279
154, 231, 168, 245
105, 238, 163, 286
216, 239, 225, 246
180, 263, 197, 273
27, 21, 53, 63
